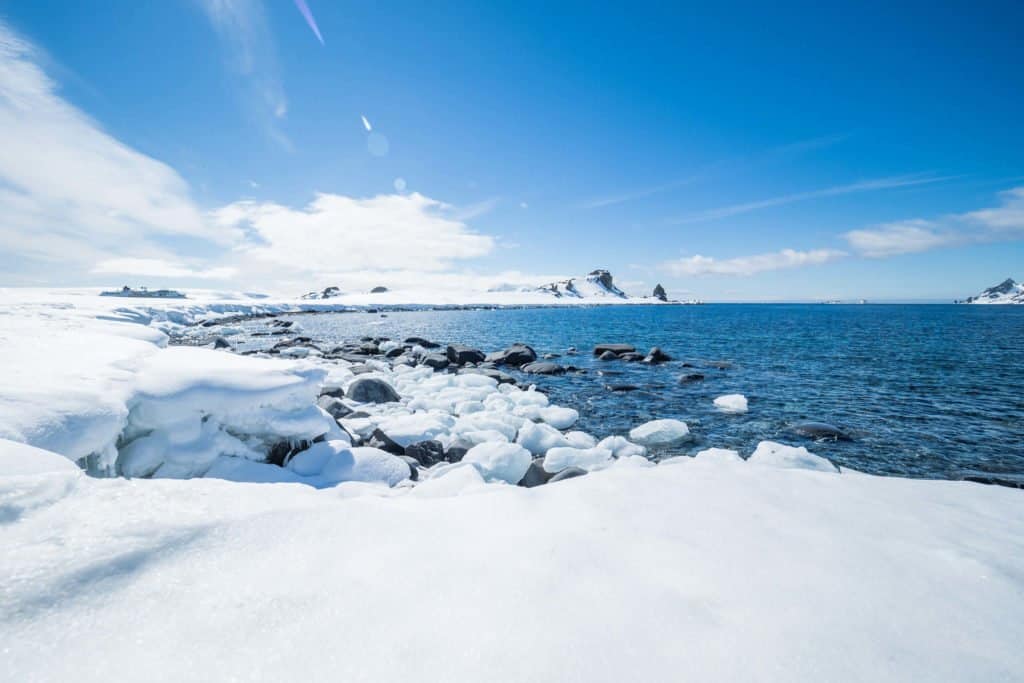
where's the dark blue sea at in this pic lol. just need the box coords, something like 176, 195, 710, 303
224, 304, 1024, 481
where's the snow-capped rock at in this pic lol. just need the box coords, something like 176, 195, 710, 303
963, 278, 1024, 304
537, 269, 628, 299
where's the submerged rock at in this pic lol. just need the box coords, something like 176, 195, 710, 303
597, 350, 619, 361
606, 384, 640, 392
643, 347, 671, 363
678, 373, 705, 384
347, 377, 401, 404
791, 422, 851, 441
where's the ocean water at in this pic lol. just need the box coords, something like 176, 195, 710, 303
220, 304, 1024, 481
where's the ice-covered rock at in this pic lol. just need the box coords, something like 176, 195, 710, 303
542, 446, 613, 473
287, 441, 411, 486
462, 442, 532, 484
596, 435, 647, 458
713, 394, 749, 414
564, 431, 598, 449
516, 421, 570, 455
628, 419, 690, 447
749, 441, 838, 473
694, 447, 743, 464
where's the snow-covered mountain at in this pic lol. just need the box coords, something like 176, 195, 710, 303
537, 269, 629, 299
963, 278, 1024, 304
300, 286, 344, 300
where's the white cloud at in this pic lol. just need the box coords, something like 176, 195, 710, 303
670, 174, 956, 224
843, 220, 958, 257
0, 22, 228, 269
92, 258, 237, 280
844, 186, 1024, 257
660, 249, 845, 277
197, 0, 289, 146
215, 192, 496, 275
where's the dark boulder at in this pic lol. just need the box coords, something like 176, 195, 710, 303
619, 352, 646, 362
266, 439, 311, 467
385, 346, 405, 358
598, 350, 619, 361
594, 343, 635, 356
446, 344, 486, 365
347, 377, 401, 404
320, 386, 345, 399
548, 467, 587, 484
370, 286, 389, 293
517, 458, 553, 488
212, 336, 232, 350
317, 396, 353, 420
791, 422, 852, 441
420, 353, 450, 370
643, 347, 672, 363
367, 428, 405, 455
485, 343, 537, 366
445, 446, 469, 463
405, 440, 445, 467
404, 337, 440, 349
520, 361, 566, 375
678, 373, 705, 384
606, 384, 640, 392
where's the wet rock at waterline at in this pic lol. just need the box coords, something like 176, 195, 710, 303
347, 377, 401, 404
791, 422, 852, 441
519, 361, 566, 375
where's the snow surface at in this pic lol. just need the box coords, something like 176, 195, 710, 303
2, 289, 1024, 681
3, 447, 1023, 682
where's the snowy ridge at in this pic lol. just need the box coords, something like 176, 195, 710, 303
963, 277, 1024, 304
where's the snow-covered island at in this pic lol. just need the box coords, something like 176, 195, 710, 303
1, 288, 1022, 682
960, 277, 1024, 304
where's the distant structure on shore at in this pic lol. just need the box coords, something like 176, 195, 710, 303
100, 286, 186, 299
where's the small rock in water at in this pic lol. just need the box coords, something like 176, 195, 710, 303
594, 343, 635, 356
520, 361, 566, 375
678, 373, 705, 384
405, 440, 445, 466
606, 384, 640, 392
548, 467, 587, 483
791, 422, 851, 441
543, 353, 561, 359
619, 352, 647, 362
597, 350, 619, 361
706, 360, 733, 370
347, 377, 401, 404
643, 347, 672, 363
485, 343, 537, 366
446, 344, 487, 365
404, 336, 440, 349
566, 347, 578, 355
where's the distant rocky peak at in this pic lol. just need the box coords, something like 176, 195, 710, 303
652, 284, 667, 301
538, 269, 627, 299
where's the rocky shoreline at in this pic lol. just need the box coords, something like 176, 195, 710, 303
170, 315, 846, 489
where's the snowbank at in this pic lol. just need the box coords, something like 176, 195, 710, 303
2, 447, 1022, 682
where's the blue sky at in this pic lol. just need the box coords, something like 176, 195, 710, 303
0, 1, 1022, 299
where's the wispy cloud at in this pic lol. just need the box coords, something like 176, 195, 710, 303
668, 174, 957, 225
0, 21, 228, 271
660, 249, 846, 277
197, 0, 290, 147
579, 133, 849, 210
845, 186, 1024, 257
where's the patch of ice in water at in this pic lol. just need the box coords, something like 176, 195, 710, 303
628, 419, 690, 447
713, 394, 748, 413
